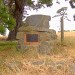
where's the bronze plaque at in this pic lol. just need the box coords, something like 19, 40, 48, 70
26, 34, 38, 42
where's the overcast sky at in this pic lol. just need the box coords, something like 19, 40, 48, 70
26, 0, 75, 31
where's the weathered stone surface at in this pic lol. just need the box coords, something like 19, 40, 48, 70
39, 41, 55, 55
16, 32, 24, 39
39, 30, 57, 42
16, 15, 57, 55
17, 38, 24, 50
45, 60, 55, 67
48, 29, 57, 40
25, 15, 51, 28
18, 26, 50, 32
55, 61, 65, 70
39, 32, 51, 42
18, 26, 57, 41
31, 60, 44, 66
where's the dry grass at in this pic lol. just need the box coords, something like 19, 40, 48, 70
0, 31, 75, 75
56, 31, 75, 56
49, 31, 75, 55
57, 31, 75, 46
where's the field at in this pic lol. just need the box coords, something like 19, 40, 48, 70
0, 31, 75, 75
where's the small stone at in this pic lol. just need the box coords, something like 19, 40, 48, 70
55, 61, 65, 70
39, 41, 54, 55
69, 63, 75, 73
6, 61, 23, 72
31, 60, 44, 66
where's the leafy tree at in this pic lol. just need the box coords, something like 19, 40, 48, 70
5, 0, 53, 40
69, 0, 75, 20
0, 0, 16, 35
69, 0, 75, 8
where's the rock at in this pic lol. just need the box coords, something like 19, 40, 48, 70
25, 15, 51, 28
18, 26, 50, 32
31, 60, 44, 66
49, 29, 57, 40
45, 60, 55, 67
39, 30, 57, 42
16, 32, 24, 39
6, 61, 23, 72
39, 41, 54, 55
55, 61, 65, 70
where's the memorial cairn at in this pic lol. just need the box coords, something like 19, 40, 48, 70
16, 15, 57, 55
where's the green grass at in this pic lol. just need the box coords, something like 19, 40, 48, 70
0, 41, 18, 51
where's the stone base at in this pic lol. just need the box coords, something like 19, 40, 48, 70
16, 25, 57, 55
39, 41, 55, 55
17, 40, 56, 55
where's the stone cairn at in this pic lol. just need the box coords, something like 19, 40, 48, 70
16, 15, 57, 55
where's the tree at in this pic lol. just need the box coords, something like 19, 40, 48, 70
69, 0, 75, 8
5, 0, 53, 40
69, 0, 75, 20
0, 0, 16, 35
52, 7, 68, 43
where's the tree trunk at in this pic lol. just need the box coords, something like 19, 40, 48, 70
7, 30, 16, 40
60, 16, 64, 43
7, 0, 25, 40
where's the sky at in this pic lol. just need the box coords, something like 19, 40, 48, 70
26, 0, 75, 32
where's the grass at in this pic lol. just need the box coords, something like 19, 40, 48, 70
0, 41, 17, 51
0, 31, 75, 75
50, 31, 75, 55
0, 41, 22, 60
57, 31, 75, 46
0, 31, 75, 55
0, 31, 75, 58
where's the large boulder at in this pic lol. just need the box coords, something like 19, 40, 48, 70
25, 15, 51, 28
